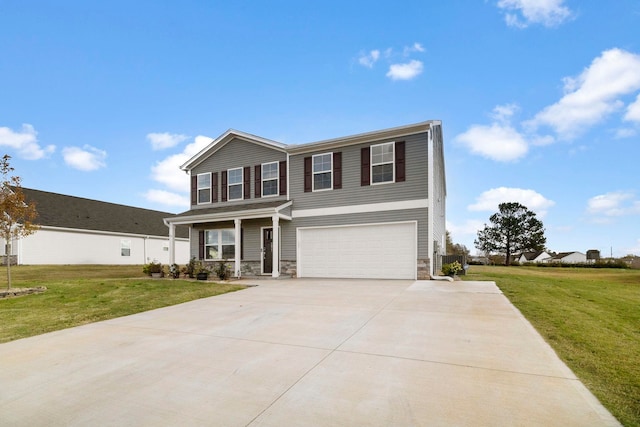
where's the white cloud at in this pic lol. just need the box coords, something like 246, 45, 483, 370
497, 0, 572, 28
150, 135, 213, 193
527, 48, 640, 139
143, 189, 190, 208
403, 42, 425, 55
490, 103, 519, 123
614, 128, 637, 139
447, 219, 486, 238
454, 122, 529, 162
468, 187, 555, 217
386, 60, 424, 81
358, 50, 380, 68
147, 132, 189, 150
0, 124, 55, 160
587, 191, 640, 217
624, 93, 640, 122
62, 145, 107, 171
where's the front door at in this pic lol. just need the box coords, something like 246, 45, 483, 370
262, 228, 273, 274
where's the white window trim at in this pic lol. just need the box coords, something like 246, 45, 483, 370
312, 152, 333, 192
197, 172, 211, 204
227, 167, 243, 201
204, 229, 236, 261
370, 141, 395, 185
261, 161, 279, 198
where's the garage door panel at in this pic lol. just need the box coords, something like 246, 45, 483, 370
298, 222, 416, 279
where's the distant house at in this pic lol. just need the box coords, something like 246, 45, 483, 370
515, 251, 551, 264
1, 188, 189, 265
544, 251, 587, 264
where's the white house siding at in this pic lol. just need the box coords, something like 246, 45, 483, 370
559, 252, 587, 264
5, 227, 189, 265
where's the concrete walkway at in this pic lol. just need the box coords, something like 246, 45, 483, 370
0, 279, 620, 426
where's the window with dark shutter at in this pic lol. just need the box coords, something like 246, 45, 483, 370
221, 171, 228, 202
279, 160, 287, 195
198, 230, 204, 259
396, 141, 406, 182
333, 152, 342, 189
211, 172, 218, 203
254, 165, 261, 198
191, 175, 197, 205
304, 157, 312, 192
361, 147, 370, 186
244, 166, 251, 199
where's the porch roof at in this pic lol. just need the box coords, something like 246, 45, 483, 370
165, 200, 292, 226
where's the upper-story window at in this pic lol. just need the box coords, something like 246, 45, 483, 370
313, 153, 332, 191
262, 162, 279, 197
228, 168, 243, 201
197, 173, 211, 204
371, 142, 395, 184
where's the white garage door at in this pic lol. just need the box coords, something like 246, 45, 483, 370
297, 222, 416, 279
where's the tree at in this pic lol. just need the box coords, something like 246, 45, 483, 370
445, 230, 470, 257
0, 155, 39, 289
474, 202, 545, 266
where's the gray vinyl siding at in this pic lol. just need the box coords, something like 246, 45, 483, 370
431, 124, 447, 255
289, 132, 429, 210
191, 138, 287, 210
282, 208, 429, 260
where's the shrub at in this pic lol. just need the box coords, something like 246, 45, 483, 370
442, 261, 462, 276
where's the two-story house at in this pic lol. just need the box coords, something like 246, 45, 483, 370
164, 120, 446, 280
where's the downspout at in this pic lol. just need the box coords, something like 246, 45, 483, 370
427, 126, 453, 282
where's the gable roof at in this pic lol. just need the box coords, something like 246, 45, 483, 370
21, 188, 188, 238
181, 129, 287, 171
180, 121, 441, 170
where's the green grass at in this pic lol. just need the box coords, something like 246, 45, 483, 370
464, 265, 640, 427
0, 265, 245, 344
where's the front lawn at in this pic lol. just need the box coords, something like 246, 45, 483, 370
464, 265, 640, 427
0, 265, 245, 343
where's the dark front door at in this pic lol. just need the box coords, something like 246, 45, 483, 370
263, 228, 273, 274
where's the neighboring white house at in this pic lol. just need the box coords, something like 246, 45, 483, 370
544, 251, 587, 264
1, 188, 189, 265
515, 251, 551, 264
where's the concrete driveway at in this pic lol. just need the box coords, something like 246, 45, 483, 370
0, 279, 620, 426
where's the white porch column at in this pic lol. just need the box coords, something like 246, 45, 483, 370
271, 214, 279, 278
234, 219, 241, 277
168, 223, 176, 266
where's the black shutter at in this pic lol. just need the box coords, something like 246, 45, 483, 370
304, 157, 312, 192
211, 172, 218, 203
221, 171, 228, 202
191, 175, 197, 205
244, 166, 251, 199
396, 141, 406, 182
240, 228, 244, 260
361, 147, 370, 186
279, 160, 287, 195
198, 230, 204, 260
333, 152, 342, 189
255, 165, 261, 198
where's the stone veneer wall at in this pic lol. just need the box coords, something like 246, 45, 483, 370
417, 258, 431, 280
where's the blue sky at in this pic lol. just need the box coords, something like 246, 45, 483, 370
1, 0, 639, 257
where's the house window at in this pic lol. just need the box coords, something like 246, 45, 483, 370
205, 229, 235, 260
197, 173, 211, 204
262, 162, 279, 197
121, 240, 131, 257
371, 142, 395, 184
313, 153, 332, 191
227, 168, 243, 201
